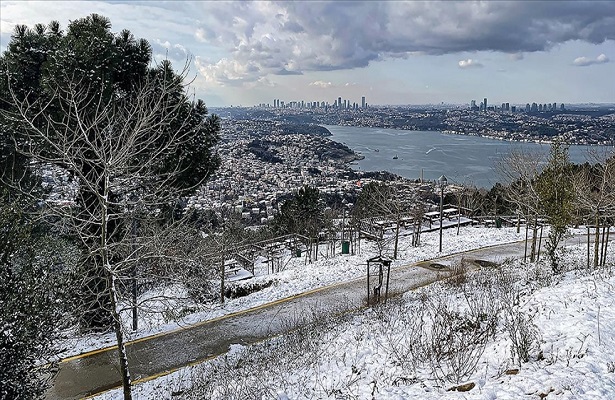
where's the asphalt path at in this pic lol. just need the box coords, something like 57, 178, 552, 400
45, 234, 596, 399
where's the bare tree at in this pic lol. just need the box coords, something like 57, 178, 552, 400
2, 66, 219, 399
498, 148, 544, 262
353, 181, 421, 259
573, 150, 615, 268
410, 201, 426, 247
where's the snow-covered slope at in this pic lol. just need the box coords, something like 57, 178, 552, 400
92, 232, 615, 399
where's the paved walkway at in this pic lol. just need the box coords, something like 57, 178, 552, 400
45, 236, 592, 399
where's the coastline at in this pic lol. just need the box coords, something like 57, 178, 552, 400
324, 124, 614, 188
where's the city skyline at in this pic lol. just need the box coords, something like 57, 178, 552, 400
2, 1, 614, 107
254, 95, 574, 110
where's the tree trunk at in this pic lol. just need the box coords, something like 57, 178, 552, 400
393, 219, 400, 259
537, 225, 543, 262
417, 221, 421, 246
356, 222, 361, 255
524, 220, 529, 263
101, 192, 132, 400
108, 272, 132, 400
600, 225, 608, 266
587, 225, 591, 268
517, 214, 521, 234
530, 216, 538, 262
603, 227, 610, 267
131, 217, 139, 332
220, 254, 225, 304
80, 185, 114, 331
594, 215, 601, 268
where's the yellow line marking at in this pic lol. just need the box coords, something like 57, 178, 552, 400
63, 238, 528, 365
61, 345, 119, 363
78, 238, 531, 399
63, 275, 363, 364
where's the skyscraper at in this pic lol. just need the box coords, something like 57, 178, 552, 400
483, 98, 487, 112
362, 96, 366, 108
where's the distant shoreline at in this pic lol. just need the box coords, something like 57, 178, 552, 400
325, 125, 614, 188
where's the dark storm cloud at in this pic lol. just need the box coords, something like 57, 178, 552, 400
276, 68, 303, 75
193, 1, 615, 84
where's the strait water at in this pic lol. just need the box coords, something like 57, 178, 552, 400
326, 125, 613, 188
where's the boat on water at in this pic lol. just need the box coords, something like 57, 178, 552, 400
393, 154, 398, 160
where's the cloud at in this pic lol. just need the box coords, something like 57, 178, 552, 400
458, 59, 483, 69
4, 1, 615, 86
573, 53, 610, 66
151, 38, 190, 62
509, 52, 524, 61
194, 27, 219, 43
276, 68, 303, 75
194, 57, 263, 86
190, 1, 615, 84
309, 80, 334, 88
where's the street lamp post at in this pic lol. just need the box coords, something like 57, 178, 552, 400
438, 175, 448, 252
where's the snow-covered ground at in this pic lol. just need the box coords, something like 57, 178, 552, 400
57, 224, 525, 360
93, 238, 615, 400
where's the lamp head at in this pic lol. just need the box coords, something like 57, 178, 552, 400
437, 175, 448, 187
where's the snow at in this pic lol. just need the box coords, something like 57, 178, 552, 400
55, 225, 526, 360
89, 230, 615, 400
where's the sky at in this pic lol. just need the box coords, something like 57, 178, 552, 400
1, 1, 614, 107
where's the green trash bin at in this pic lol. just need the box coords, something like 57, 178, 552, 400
341, 241, 350, 254
495, 217, 502, 228
295, 248, 302, 257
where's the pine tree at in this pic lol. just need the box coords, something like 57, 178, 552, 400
272, 186, 324, 238
1, 15, 220, 331
536, 141, 575, 272
2, 15, 221, 399
0, 190, 74, 399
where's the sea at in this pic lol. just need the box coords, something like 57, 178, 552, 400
326, 125, 614, 189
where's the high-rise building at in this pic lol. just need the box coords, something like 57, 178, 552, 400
362, 96, 366, 108
338, 97, 342, 109
483, 98, 487, 112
